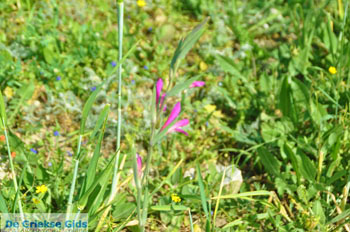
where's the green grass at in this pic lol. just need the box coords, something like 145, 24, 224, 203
1, 0, 350, 231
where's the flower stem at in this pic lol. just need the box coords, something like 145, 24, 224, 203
3, 119, 23, 220
66, 134, 82, 217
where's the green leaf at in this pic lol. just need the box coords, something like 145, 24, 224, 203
80, 84, 103, 135
112, 202, 136, 219
211, 190, 272, 200
216, 55, 247, 82
166, 75, 201, 98
283, 144, 301, 185
313, 200, 325, 225
89, 104, 110, 141
77, 154, 115, 210
85, 105, 109, 192
196, 164, 209, 219
170, 17, 208, 72
151, 205, 188, 211
0, 90, 7, 128
0, 191, 8, 213
43, 46, 55, 64
292, 77, 311, 113
151, 118, 178, 145
298, 150, 316, 182
12, 163, 27, 213
279, 76, 293, 119
257, 147, 281, 177
327, 170, 346, 185
222, 219, 244, 229
8, 82, 35, 123
327, 209, 350, 225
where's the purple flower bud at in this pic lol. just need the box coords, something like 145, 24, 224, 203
131, 80, 135, 85
143, 65, 149, 70
190, 81, 205, 88
30, 148, 38, 154
161, 102, 181, 131
48, 162, 52, 167
67, 151, 73, 157
53, 131, 59, 136
56, 76, 61, 81
111, 61, 117, 67
136, 154, 142, 177
148, 27, 153, 32
91, 86, 97, 91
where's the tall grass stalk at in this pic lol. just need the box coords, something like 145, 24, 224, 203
109, 0, 124, 204
3, 118, 24, 220
95, 2, 124, 231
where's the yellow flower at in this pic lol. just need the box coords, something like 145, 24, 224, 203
137, 0, 146, 7
204, 104, 216, 112
36, 185, 48, 194
32, 198, 40, 204
171, 193, 181, 203
193, 224, 202, 232
329, 66, 337, 75
199, 61, 208, 71
4, 87, 14, 99
204, 104, 224, 118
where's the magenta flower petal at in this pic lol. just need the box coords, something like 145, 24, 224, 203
174, 128, 189, 136
190, 81, 205, 88
161, 102, 181, 130
136, 154, 142, 177
156, 78, 163, 106
167, 119, 189, 135
172, 119, 189, 128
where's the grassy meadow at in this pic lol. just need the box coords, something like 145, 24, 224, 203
1, 0, 350, 231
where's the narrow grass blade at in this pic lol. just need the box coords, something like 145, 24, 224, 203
84, 105, 109, 192
327, 209, 350, 225
12, 163, 27, 213
150, 205, 188, 211
211, 190, 272, 200
8, 82, 35, 123
196, 164, 210, 225
213, 166, 226, 228
222, 219, 245, 229
78, 154, 116, 210
283, 144, 301, 185
189, 209, 194, 232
